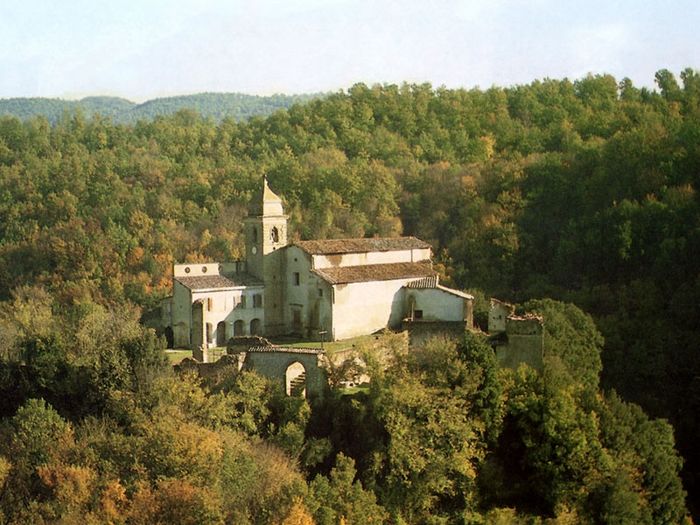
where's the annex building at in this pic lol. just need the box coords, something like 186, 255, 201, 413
163, 178, 473, 352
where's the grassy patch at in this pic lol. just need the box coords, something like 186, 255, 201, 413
339, 384, 370, 396
165, 349, 192, 364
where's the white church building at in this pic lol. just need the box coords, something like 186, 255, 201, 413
164, 178, 473, 351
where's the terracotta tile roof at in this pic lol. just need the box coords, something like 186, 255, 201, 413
436, 285, 474, 300
405, 275, 440, 289
404, 275, 473, 299
295, 236, 431, 255
175, 273, 263, 290
313, 261, 435, 285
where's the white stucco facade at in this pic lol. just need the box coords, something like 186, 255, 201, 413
169, 262, 265, 350
311, 247, 432, 269
404, 287, 471, 322
329, 279, 409, 340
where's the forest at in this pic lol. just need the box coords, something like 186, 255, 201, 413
0, 92, 319, 125
0, 68, 698, 523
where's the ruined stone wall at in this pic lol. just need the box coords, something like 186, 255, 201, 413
178, 343, 328, 400
488, 299, 514, 334
494, 315, 544, 371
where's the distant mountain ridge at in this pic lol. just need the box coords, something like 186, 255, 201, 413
0, 92, 322, 124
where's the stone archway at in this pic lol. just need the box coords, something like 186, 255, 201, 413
250, 318, 261, 335
285, 361, 306, 397
233, 320, 244, 336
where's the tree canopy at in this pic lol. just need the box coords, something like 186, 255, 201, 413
0, 68, 698, 521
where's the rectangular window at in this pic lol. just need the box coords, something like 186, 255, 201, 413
253, 294, 262, 308
318, 288, 323, 298
240, 295, 247, 309
293, 272, 300, 286
414, 309, 423, 319
207, 297, 213, 311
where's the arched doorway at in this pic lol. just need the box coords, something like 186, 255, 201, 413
164, 326, 174, 348
216, 321, 227, 346
285, 362, 306, 397
233, 320, 244, 336
406, 294, 416, 320
250, 318, 261, 335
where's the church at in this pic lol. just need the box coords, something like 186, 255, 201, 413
164, 178, 473, 352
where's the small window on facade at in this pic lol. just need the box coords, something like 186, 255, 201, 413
293, 272, 300, 286
207, 297, 213, 311
270, 226, 279, 243
240, 295, 247, 309
202, 266, 208, 273
252, 226, 258, 243
253, 294, 262, 308
414, 309, 423, 319
184, 266, 191, 274
318, 288, 323, 298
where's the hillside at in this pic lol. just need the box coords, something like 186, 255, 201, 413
0, 68, 698, 521
0, 92, 321, 123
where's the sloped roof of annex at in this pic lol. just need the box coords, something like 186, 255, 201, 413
312, 261, 435, 285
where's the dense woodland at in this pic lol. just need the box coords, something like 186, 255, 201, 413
0, 68, 698, 523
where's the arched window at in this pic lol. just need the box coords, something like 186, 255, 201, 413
285, 361, 306, 397
270, 226, 279, 243
250, 318, 261, 335
252, 226, 258, 243
216, 321, 227, 346
233, 320, 244, 336
206, 322, 214, 344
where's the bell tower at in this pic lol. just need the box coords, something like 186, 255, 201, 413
244, 176, 287, 280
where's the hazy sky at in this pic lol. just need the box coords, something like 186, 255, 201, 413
1, 0, 697, 100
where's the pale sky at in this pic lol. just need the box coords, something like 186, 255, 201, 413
0, 0, 697, 101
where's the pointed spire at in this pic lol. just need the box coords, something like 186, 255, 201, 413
249, 176, 284, 217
